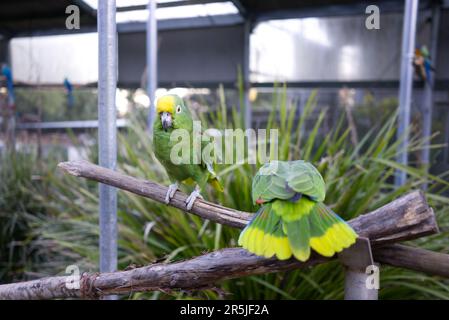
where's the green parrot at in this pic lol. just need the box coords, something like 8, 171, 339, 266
153, 94, 223, 210
239, 160, 357, 261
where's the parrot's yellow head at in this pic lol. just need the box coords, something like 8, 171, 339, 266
155, 94, 191, 132
156, 95, 176, 114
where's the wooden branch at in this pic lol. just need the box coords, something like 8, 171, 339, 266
57, 160, 438, 246
58, 160, 251, 228
373, 244, 449, 278
0, 249, 330, 299
0, 160, 441, 299
1, 245, 448, 300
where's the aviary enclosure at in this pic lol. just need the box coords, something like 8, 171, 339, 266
0, 0, 449, 302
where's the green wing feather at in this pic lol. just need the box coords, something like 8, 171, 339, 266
251, 161, 296, 203
286, 161, 326, 202
200, 135, 223, 192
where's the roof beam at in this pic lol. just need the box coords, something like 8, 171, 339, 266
117, 13, 243, 32
73, 0, 97, 17
116, 0, 225, 12
254, 0, 433, 22
229, 0, 246, 17
11, 14, 244, 37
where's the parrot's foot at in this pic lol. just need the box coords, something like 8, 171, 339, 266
185, 187, 203, 210
165, 182, 179, 204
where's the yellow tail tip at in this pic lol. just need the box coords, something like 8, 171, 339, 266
310, 222, 358, 257
240, 227, 293, 260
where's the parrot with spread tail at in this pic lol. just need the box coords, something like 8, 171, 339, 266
153, 94, 223, 210
239, 160, 357, 261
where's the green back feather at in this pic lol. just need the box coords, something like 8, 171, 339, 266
252, 160, 325, 204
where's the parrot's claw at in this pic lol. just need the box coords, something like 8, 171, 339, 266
185, 188, 203, 210
165, 182, 179, 204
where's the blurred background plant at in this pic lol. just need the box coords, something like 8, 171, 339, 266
1, 86, 448, 299
15, 88, 98, 122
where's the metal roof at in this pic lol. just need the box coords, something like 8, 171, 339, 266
1, 0, 443, 38
0, 0, 96, 37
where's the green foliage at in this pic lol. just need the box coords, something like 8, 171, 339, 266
0, 151, 47, 283
15, 88, 98, 121
3, 86, 449, 299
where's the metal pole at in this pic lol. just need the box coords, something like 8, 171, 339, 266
339, 238, 378, 300
243, 20, 251, 129
444, 111, 449, 164
97, 0, 118, 298
395, 0, 419, 187
421, 3, 440, 190
146, 0, 158, 132
344, 268, 379, 300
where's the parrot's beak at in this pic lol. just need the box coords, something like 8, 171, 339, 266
160, 111, 173, 131
256, 198, 266, 205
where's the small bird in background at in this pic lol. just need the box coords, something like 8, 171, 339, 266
64, 77, 74, 109
1, 63, 15, 107
153, 94, 223, 210
239, 160, 358, 261
414, 45, 435, 84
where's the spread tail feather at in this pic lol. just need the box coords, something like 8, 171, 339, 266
238, 200, 357, 262
238, 204, 292, 260
307, 202, 357, 258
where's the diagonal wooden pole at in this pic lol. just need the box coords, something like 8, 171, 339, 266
57, 160, 437, 242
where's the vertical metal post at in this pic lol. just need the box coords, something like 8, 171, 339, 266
444, 111, 449, 164
344, 268, 379, 300
97, 0, 118, 298
243, 20, 251, 129
339, 238, 378, 300
421, 4, 440, 190
146, 0, 158, 132
395, 0, 419, 187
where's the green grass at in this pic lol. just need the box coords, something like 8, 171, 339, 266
2, 86, 449, 299
0, 151, 49, 282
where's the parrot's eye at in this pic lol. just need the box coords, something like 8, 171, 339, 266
176, 105, 182, 113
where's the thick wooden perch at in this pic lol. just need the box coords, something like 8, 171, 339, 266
0, 160, 443, 299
